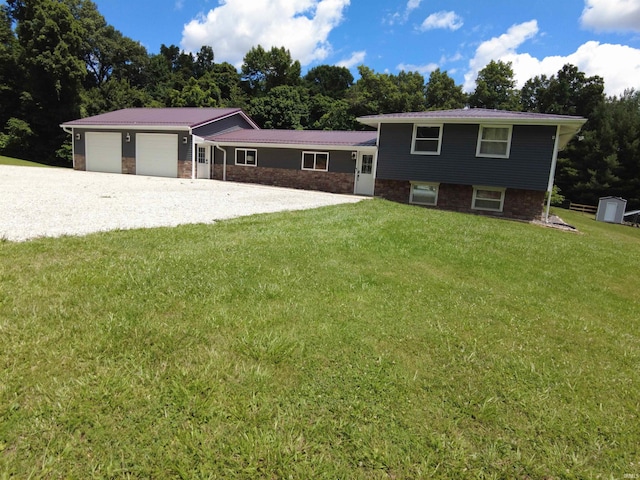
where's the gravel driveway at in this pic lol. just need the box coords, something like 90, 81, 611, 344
0, 165, 367, 242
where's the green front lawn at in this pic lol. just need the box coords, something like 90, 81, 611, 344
0, 155, 54, 167
1, 202, 638, 478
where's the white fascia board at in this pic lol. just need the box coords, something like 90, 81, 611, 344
357, 116, 586, 129
191, 110, 261, 131
211, 141, 377, 152
62, 124, 192, 131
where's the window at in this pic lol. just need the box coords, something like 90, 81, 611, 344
472, 186, 505, 212
197, 146, 207, 164
410, 182, 439, 206
477, 125, 512, 158
236, 148, 257, 166
412, 125, 442, 154
302, 151, 329, 171
361, 154, 373, 174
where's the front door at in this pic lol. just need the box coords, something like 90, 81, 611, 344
354, 153, 375, 196
196, 145, 210, 179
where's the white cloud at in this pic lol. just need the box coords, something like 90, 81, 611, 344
463, 20, 539, 90
420, 11, 463, 31
174, 0, 184, 10
396, 62, 438, 75
581, 0, 640, 32
386, 0, 423, 25
181, 0, 350, 67
463, 20, 640, 96
336, 51, 366, 69
406, 0, 422, 14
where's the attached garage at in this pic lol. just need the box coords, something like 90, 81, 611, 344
136, 133, 178, 178
85, 132, 122, 173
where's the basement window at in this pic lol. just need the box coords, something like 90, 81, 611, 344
410, 182, 439, 206
472, 186, 505, 212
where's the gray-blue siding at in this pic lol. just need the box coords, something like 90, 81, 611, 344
192, 114, 255, 137
376, 123, 557, 191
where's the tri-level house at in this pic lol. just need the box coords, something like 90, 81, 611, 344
61, 107, 585, 221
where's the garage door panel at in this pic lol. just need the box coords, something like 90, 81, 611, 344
136, 133, 178, 178
86, 132, 122, 173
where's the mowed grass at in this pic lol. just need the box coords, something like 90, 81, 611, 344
0, 155, 53, 167
1, 201, 638, 478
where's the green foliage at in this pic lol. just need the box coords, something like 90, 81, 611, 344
425, 68, 467, 110
0, 117, 33, 156
469, 60, 520, 110
241, 45, 301, 96
304, 65, 353, 98
545, 185, 565, 206
249, 85, 309, 129
1, 202, 639, 477
348, 66, 427, 117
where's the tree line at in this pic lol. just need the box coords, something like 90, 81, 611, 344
1, 0, 639, 208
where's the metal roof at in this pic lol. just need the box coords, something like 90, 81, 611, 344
61, 108, 245, 128
357, 108, 587, 125
207, 129, 377, 148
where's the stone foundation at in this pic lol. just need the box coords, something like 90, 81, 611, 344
375, 179, 545, 220
213, 165, 356, 194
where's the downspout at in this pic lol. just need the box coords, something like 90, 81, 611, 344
191, 132, 196, 180
215, 144, 227, 181
62, 126, 75, 169
545, 125, 562, 223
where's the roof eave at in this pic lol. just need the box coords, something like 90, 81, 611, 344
59, 123, 193, 131
357, 116, 587, 128
205, 139, 377, 151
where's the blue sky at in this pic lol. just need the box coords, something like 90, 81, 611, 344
91, 0, 640, 96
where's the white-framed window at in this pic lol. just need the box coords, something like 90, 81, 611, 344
235, 148, 257, 166
302, 151, 329, 171
412, 124, 442, 155
410, 182, 439, 206
476, 125, 512, 158
197, 146, 207, 164
472, 186, 506, 212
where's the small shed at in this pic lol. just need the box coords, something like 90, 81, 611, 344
596, 196, 627, 224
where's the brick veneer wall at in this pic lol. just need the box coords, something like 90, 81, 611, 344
73, 154, 86, 171
213, 165, 355, 194
123, 157, 135, 175
375, 179, 545, 220
178, 160, 192, 179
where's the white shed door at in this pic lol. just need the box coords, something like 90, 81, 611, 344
136, 133, 178, 178
604, 202, 618, 222
85, 132, 122, 173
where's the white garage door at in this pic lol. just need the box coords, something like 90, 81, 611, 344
85, 132, 122, 173
136, 133, 178, 178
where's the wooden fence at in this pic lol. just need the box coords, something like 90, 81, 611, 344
569, 202, 597, 214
